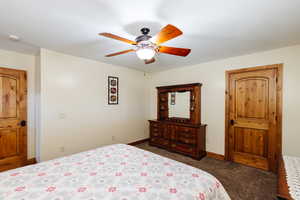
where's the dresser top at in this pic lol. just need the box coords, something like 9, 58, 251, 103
156, 83, 202, 90
149, 119, 207, 128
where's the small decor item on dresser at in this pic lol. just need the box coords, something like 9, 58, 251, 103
108, 76, 119, 105
170, 92, 176, 105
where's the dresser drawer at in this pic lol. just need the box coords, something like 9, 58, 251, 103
150, 122, 160, 137
150, 122, 159, 128
177, 136, 197, 145
151, 131, 160, 137
150, 137, 169, 147
176, 127, 197, 138
150, 127, 160, 135
170, 142, 196, 154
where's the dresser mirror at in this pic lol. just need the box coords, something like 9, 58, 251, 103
168, 91, 190, 119
157, 83, 201, 124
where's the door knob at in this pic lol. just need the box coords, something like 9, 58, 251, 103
20, 120, 26, 127
230, 119, 235, 126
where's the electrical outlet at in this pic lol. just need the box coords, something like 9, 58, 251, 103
58, 113, 66, 119
59, 146, 65, 152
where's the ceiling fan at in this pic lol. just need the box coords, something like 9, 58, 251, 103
99, 24, 191, 64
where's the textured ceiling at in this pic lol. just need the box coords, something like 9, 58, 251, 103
0, 0, 300, 72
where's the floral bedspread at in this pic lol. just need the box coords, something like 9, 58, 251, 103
283, 156, 300, 200
0, 144, 230, 200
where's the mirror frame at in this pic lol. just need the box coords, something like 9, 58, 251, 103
156, 83, 202, 124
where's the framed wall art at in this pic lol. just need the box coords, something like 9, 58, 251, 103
108, 76, 119, 105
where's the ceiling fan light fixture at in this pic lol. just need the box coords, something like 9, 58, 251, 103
99, 24, 191, 64
136, 47, 156, 60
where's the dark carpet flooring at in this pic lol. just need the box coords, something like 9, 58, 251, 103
136, 142, 277, 200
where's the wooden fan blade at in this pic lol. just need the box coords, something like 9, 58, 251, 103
154, 24, 183, 45
99, 33, 137, 45
144, 58, 155, 64
159, 46, 191, 57
105, 49, 135, 57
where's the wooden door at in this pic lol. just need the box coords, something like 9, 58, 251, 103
0, 67, 27, 172
226, 64, 282, 172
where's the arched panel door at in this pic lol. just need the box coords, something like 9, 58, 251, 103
226, 65, 282, 172
0, 67, 27, 172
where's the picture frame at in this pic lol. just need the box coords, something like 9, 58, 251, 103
108, 76, 119, 105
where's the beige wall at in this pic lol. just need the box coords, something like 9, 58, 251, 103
146, 45, 300, 157
1, 44, 300, 161
38, 49, 148, 161
0, 49, 36, 159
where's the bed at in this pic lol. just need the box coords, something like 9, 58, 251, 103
278, 155, 300, 200
0, 144, 230, 200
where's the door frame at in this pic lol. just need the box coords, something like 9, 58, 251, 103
224, 64, 283, 170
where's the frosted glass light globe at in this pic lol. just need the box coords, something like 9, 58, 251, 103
136, 48, 156, 60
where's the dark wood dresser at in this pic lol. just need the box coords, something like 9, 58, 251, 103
149, 83, 207, 160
